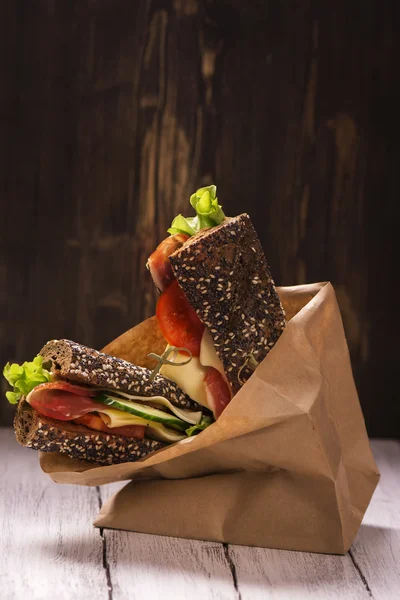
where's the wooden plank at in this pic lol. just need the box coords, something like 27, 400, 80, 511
104, 531, 237, 600
350, 440, 400, 600
226, 546, 370, 600
0, 428, 108, 599
99, 484, 237, 599
1, 434, 399, 599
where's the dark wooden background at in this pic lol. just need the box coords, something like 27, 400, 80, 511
1, 1, 398, 436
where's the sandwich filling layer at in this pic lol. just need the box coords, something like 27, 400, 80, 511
24, 379, 207, 443
148, 234, 232, 417
4, 354, 212, 446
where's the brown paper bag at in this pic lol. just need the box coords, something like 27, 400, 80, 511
40, 282, 379, 554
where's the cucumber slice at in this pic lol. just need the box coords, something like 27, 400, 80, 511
97, 409, 186, 443
96, 394, 187, 431
98, 388, 202, 425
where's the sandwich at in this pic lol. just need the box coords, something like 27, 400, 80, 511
6, 341, 210, 465
146, 185, 286, 415
4, 185, 286, 465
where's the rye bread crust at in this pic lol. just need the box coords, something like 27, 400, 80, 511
14, 401, 166, 465
39, 339, 203, 412
169, 214, 286, 393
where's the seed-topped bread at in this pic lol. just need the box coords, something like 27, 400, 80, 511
15, 401, 165, 465
169, 214, 286, 393
39, 339, 203, 412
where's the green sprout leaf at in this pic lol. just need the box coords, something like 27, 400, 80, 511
3, 355, 52, 404
185, 415, 214, 437
168, 185, 225, 236
167, 214, 197, 237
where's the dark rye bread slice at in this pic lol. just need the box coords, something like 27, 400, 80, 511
169, 214, 286, 394
39, 339, 203, 412
14, 401, 165, 465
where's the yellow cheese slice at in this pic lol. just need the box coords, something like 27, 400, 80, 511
160, 354, 209, 407
97, 407, 152, 428
199, 327, 225, 373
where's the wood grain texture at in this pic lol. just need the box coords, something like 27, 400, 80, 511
350, 440, 400, 600
103, 530, 237, 600
0, 428, 108, 599
227, 546, 371, 600
1, 1, 399, 436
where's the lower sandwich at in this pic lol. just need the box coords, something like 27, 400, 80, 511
8, 339, 212, 465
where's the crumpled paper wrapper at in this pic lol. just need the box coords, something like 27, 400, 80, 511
40, 282, 379, 554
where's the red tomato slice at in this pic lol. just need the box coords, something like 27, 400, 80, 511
156, 279, 205, 356
27, 381, 105, 421
204, 367, 232, 418
73, 414, 145, 439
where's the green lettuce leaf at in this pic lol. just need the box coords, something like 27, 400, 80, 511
3, 356, 52, 404
167, 214, 197, 237
168, 185, 225, 236
185, 415, 214, 437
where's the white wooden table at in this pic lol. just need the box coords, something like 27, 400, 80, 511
1, 428, 399, 600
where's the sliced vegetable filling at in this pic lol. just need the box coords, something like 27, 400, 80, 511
95, 394, 189, 431
19, 377, 212, 442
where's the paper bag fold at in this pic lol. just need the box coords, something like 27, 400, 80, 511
40, 282, 379, 553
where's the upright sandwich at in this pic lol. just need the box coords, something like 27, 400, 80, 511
4, 185, 286, 465
147, 185, 286, 416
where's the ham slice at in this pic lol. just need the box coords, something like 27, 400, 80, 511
147, 233, 189, 292
26, 381, 103, 421
204, 367, 232, 418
